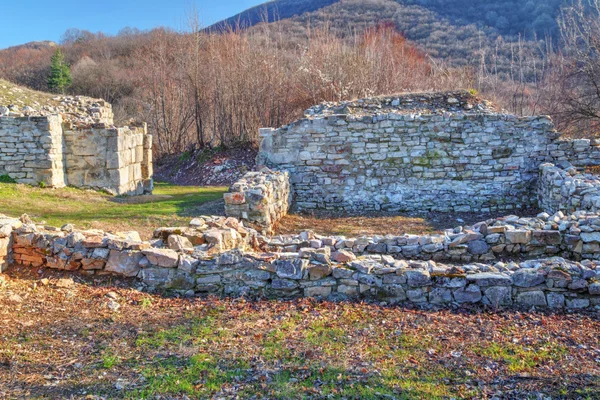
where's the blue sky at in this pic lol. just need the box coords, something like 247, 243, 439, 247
0, 0, 266, 49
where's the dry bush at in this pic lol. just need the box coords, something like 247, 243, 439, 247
128, 22, 466, 156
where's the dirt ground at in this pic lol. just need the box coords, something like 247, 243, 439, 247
275, 208, 541, 237
1, 266, 599, 399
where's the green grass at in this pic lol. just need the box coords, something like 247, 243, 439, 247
135, 316, 219, 349
0, 182, 227, 238
130, 354, 249, 399
101, 352, 120, 369
474, 342, 568, 373
0, 174, 17, 184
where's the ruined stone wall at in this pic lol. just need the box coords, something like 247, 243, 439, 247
224, 168, 292, 233
63, 123, 153, 195
0, 115, 153, 195
1, 213, 599, 309
538, 163, 600, 215
258, 110, 559, 213
550, 138, 600, 167
0, 116, 66, 187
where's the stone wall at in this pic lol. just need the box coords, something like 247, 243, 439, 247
0, 114, 153, 195
539, 163, 600, 215
224, 168, 292, 233
0, 116, 66, 187
1, 213, 599, 309
63, 123, 153, 195
550, 138, 600, 167
258, 92, 559, 213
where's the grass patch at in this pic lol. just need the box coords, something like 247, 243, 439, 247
131, 354, 248, 399
474, 342, 568, 373
0, 78, 58, 108
0, 182, 226, 238
303, 319, 347, 356
0, 174, 17, 184
101, 352, 120, 369
136, 315, 219, 349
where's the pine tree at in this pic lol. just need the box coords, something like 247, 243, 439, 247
47, 48, 72, 94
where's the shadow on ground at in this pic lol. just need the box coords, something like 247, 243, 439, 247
1, 266, 599, 399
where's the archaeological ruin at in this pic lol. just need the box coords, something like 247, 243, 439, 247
0, 97, 153, 195
1, 91, 600, 310
227, 91, 600, 232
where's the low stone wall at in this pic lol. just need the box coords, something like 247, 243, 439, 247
224, 168, 292, 233
551, 138, 600, 167
539, 163, 600, 215
1, 213, 599, 309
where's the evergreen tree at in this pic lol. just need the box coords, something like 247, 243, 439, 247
47, 48, 72, 94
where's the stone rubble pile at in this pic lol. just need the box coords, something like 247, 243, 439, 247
304, 90, 495, 117
0, 95, 114, 126
224, 168, 291, 233
1, 212, 599, 309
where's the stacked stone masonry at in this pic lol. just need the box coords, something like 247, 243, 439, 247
258, 91, 562, 213
224, 168, 292, 233
0, 99, 152, 195
1, 211, 600, 310
539, 162, 600, 215
257, 91, 600, 214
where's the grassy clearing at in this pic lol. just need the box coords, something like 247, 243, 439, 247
1, 267, 599, 399
0, 182, 227, 238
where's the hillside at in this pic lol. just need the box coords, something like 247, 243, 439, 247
1, 40, 58, 51
0, 78, 57, 109
210, 0, 565, 74
212, 0, 563, 39
210, 0, 339, 30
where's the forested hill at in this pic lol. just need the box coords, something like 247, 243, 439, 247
211, 0, 565, 40
209, 0, 339, 30
208, 0, 567, 76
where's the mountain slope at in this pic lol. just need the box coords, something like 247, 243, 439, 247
209, 0, 566, 76
209, 0, 339, 30
211, 0, 564, 39
2, 41, 58, 52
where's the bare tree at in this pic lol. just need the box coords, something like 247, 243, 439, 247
557, 0, 600, 131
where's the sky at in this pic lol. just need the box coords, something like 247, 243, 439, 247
0, 0, 267, 49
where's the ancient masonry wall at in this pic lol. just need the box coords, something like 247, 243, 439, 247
1, 212, 600, 309
63, 124, 153, 195
258, 111, 559, 213
538, 163, 600, 215
551, 138, 600, 167
0, 115, 153, 195
0, 116, 66, 187
224, 168, 292, 233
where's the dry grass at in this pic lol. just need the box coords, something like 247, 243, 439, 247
0, 266, 598, 399
0, 78, 58, 107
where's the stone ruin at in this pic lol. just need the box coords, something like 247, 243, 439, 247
226, 90, 600, 232
0, 209, 600, 310
1, 90, 600, 311
0, 96, 153, 195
